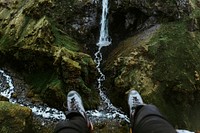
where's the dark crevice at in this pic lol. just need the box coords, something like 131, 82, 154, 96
99, 7, 150, 61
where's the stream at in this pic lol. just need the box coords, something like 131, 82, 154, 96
0, 69, 195, 133
0, 68, 129, 123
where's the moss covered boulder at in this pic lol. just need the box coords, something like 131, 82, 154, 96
0, 101, 33, 133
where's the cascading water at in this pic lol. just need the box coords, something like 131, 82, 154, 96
94, 0, 111, 89
93, 0, 129, 122
0, 69, 65, 120
0, 69, 14, 100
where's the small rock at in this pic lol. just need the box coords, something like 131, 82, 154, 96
0, 95, 9, 101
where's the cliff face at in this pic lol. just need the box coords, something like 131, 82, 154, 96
111, 0, 191, 17
0, 0, 200, 132
105, 22, 200, 129
105, 0, 200, 130
0, 0, 99, 110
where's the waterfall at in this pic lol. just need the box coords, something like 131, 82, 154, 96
94, 0, 111, 89
93, 0, 129, 122
96, 0, 111, 48
94, 0, 112, 105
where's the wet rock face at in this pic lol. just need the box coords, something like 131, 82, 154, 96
0, 101, 33, 133
107, 0, 191, 47
109, 8, 149, 41
47, 0, 99, 49
23, 0, 54, 19
108, 0, 191, 44
111, 0, 191, 19
102, 0, 191, 59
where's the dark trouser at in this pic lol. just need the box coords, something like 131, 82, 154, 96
54, 112, 89, 133
54, 105, 176, 133
131, 104, 177, 133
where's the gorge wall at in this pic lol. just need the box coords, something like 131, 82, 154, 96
0, 0, 200, 132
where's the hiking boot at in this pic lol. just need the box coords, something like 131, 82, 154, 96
128, 90, 144, 117
67, 90, 86, 116
67, 90, 93, 131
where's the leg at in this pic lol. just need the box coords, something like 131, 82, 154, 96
54, 91, 93, 133
128, 90, 176, 133
54, 112, 89, 133
132, 104, 176, 133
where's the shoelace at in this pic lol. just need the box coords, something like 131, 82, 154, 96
70, 97, 80, 111
131, 97, 140, 111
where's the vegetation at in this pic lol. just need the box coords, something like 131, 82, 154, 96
146, 20, 200, 129
0, 101, 32, 133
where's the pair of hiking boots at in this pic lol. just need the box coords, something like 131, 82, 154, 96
66, 90, 144, 131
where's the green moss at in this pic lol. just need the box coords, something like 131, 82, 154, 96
189, 0, 200, 18
63, 56, 81, 69
0, 9, 11, 20
18, 18, 36, 43
149, 21, 200, 90
52, 23, 80, 51
0, 34, 15, 52
80, 55, 94, 65
55, 34, 80, 51
148, 21, 200, 129
23, 68, 68, 109
43, 77, 66, 108
24, 69, 59, 94
0, 101, 32, 133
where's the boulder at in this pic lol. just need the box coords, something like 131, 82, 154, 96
0, 101, 33, 133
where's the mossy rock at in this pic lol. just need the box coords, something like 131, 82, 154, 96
110, 0, 191, 19
147, 20, 200, 130
0, 101, 33, 133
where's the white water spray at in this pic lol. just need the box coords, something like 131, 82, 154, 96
0, 69, 14, 100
